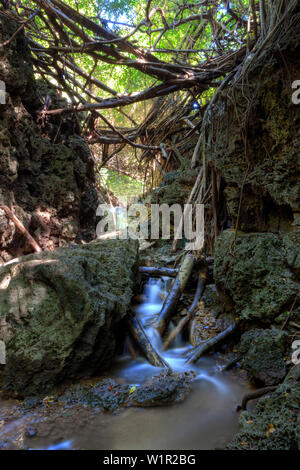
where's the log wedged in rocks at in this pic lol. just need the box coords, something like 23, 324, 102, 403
0, 239, 139, 397
154, 253, 195, 335
139, 266, 178, 278
163, 269, 207, 350
127, 314, 171, 371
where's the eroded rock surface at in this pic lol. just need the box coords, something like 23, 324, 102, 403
238, 329, 288, 386
228, 381, 300, 450
214, 231, 300, 324
0, 239, 138, 396
0, 13, 98, 262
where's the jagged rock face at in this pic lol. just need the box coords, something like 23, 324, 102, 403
0, 239, 139, 397
238, 329, 288, 386
206, 30, 300, 232
0, 13, 99, 262
210, 21, 300, 327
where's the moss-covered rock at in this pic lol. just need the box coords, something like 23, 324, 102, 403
0, 14, 99, 261
59, 379, 131, 411
239, 329, 288, 385
214, 230, 300, 323
228, 382, 300, 450
130, 372, 193, 407
0, 239, 138, 396
206, 27, 300, 231
151, 167, 198, 206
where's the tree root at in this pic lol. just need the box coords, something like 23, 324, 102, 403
1, 205, 42, 253
220, 355, 241, 372
185, 321, 237, 364
237, 386, 277, 411
163, 268, 207, 350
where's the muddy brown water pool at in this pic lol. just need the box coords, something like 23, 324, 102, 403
0, 277, 251, 450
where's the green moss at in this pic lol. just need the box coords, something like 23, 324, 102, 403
0, 239, 139, 396
214, 230, 300, 323
228, 382, 300, 450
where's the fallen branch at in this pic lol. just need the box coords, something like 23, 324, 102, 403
237, 386, 277, 411
139, 266, 178, 278
154, 253, 195, 335
1, 205, 42, 253
163, 268, 207, 350
186, 321, 237, 364
127, 313, 171, 371
220, 355, 241, 372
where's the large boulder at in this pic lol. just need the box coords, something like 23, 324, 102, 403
0, 239, 138, 396
214, 230, 300, 324
238, 329, 288, 386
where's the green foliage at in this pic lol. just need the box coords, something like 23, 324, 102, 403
99, 167, 143, 202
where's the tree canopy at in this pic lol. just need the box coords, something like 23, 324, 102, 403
0, 0, 297, 187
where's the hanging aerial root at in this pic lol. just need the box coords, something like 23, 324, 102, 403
163, 268, 207, 350
127, 313, 171, 371
171, 169, 203, 253
185, 321, 237, 364
139, 266, 178, 278
154, 253, 195, 336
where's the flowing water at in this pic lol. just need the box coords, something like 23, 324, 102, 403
0, 277, 251, 450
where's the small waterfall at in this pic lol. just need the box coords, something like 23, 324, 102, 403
132, 276, 226, 385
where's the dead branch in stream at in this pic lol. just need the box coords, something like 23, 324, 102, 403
154, 253, 195, 336
139, 266, 178, 278
1, 205, 42, 253
163, 268, 207, 350
127, 313, 171, 371
186, 321, 237, 364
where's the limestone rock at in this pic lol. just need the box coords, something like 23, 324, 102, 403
0, 239, 138, 396
239, 329, 288, 385
214, 230, 300, 323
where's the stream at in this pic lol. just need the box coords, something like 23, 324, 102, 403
0, 277, 251, 450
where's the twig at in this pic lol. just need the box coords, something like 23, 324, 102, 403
0, 10, 39, 48
1, 205, 42, 253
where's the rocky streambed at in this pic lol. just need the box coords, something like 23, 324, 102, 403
0, 237, 299, 450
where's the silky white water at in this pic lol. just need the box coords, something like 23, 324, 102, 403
0, 276, 249, 450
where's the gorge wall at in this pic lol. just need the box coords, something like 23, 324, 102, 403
0, 12, 99, 263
